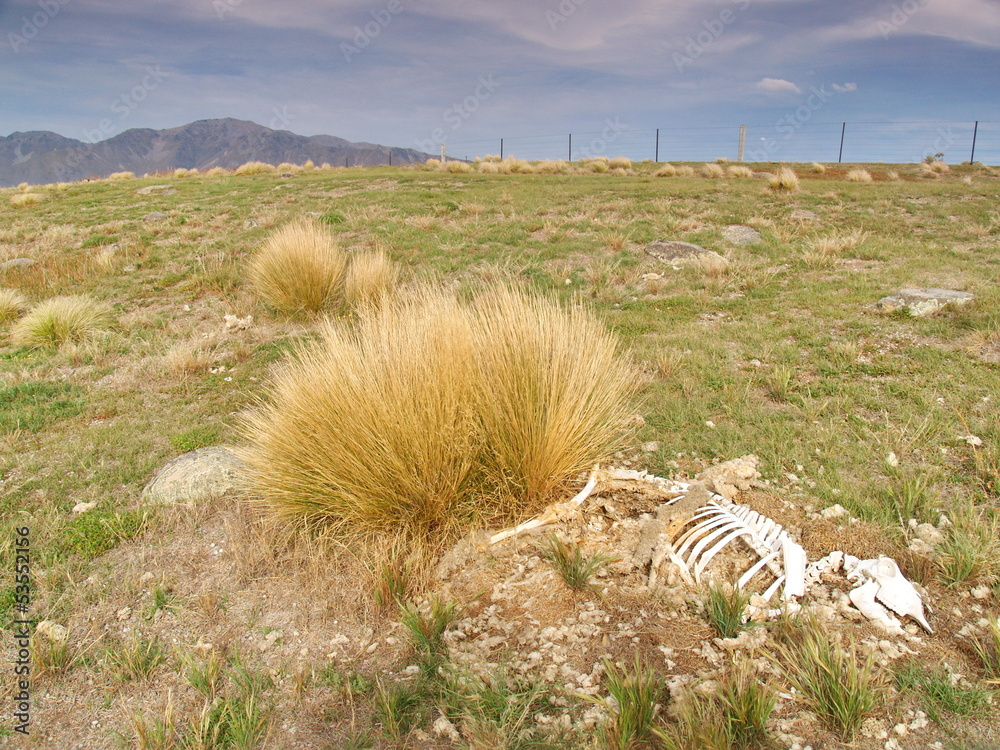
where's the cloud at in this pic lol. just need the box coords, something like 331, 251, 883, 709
832, 82, 858, 93
755, 77, 801, 94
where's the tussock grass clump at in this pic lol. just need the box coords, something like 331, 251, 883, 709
477, 161, 501, 174
535, 159, 569, 174
204, 166, 229, 177
701, 163, 725, 178
276, 162, 300, 173
935, 508, 1000, 586
923, 160, 950, 174
10, 193, 44, 207
481, 153, 502, 163
601, 656, 664, 750
726, 165, 754, 179
769, 167, 799, 192
653, 164, 677, 177
544, 534, 617, 591
240, 286, 635, 556
107, 171, 135, 180
248, 218, 346, 316
173, 167, 198, 178
969, 617, 1000, 681
589, 158, 611, 173
234, 161, 276, 176
0, 288, 29, 322
11, 295, 112, 348
344, 249, 399, 308
811, 162, 826, 174
846, 168, 873, 182
608, 156, 632, 170
704, 582, 752, 638
774, 623, 883, 739
440, 160, 472, 174
675, 165, 696, 177
424, 158, 441, 168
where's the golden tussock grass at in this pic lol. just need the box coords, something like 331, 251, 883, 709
588, 159, 610, 173
846, 169, 873, 183
234, 161, 276, 176
247, 218, 346, 316
810, 228, 868, 257
10, 193, 44, 207
0, 288, 29, 322
923, 160, 950, 174
811, 162, 826, 174
239, 285, 635, 557
701, 163, 725, 178
726, 165, 754, 179
173, 168, 198, 178
277, 162, 301, 173
10, 295, 113, 348
608, 157, 632, 170
439, 161, 472, 174
107, 171, 135, 180
424, 158, 441, 168
203, 167, 228, 177
534, 159, 569, 175
344, 249, 400, 308
675, 165, 696, 177
653, 164, 677, 177
769, 167, 800, 192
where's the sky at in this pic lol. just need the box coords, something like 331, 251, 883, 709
2, 0, 1000, 163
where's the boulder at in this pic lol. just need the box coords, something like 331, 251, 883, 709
875, 288, 974, 317
645, 240, 729, 274
1, 258, 37, 270
790, 209, 817, 221
142, 446, 246, 506
143, 211, 168, 222
721, 225, 761, 245
136, 184, 177, 196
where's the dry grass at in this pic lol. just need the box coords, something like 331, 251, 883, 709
478, 162, 501, 174
608, 157, 632, 170
204, 166, 228, 177
846, 169, 873, 183
107, 171, 136, 180
440, 161, 472, 174
424, 158, 441, 168
234, 161, 276, 176
769, 167, 799, 192
588, 159, 610, 174
247, 218, 346, 316
887, 170, 901, 182
535, 159, 569, 175
344, 249, 400, 308
726, 165, 754, 179
653, 164, 677, 177
675, 165, 696, 177
810, 229, 868, 257
173, 168, 198, 178
10, 295, 113, 348
240, 285, 635, 557
10, 193, 44, 207
0, 288, 29, 322
276, 162, 301, 173
923, 160, 950, 174
701, 163, 726, 178
811, 162, 826, 174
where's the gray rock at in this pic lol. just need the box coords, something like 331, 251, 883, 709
875, 288, 974, 317
645, 240, 729, 274
136, 184, 177, 196
790, 209, 817, 221
752, 171, 774, 179
721, 225, 761, 245
143, 211, 168, 222
1, 258, 37, 270
142, 446, 246, 506
914, 522, 945, 547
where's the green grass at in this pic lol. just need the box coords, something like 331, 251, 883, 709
0, 380, 85, 433
601, 655, 665, 750
168, 424, 220, 452
894, 661, 992, 722
704, 583, 753, 639
544, 535, 617, 591
57, 508, 152, 559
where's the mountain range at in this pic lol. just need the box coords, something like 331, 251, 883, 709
0, 118, 434, 187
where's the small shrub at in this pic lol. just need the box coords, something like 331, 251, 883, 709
608, 156, 632, 170
204, 166, 229, 177
774, 625, 883, 739
601, 656, 664, 750
10, 193, 43, 207
811, 162, 826, 174
544, 535, 617, 591
701, 163, 725, 178
0, 288, 29, 322
726, 165, 754, 179
704, 582, 752, 638
424, 158, 441, 168
248, 218, 346, 315
846, 168, 873, 182
344, 249, 399, 309
107, 171, 135, 180
11, 295, 112, 348
535, 159, 569, 174
234, 161, 276, 176
769, 167, 799, 192
653, 164, 677, 177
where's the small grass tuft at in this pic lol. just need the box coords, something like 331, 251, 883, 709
234, 161, 275, 175
846, 168, 874, 182
769, 167, 799, 192
400, 596, 457, 671
894, 660, 991, 722
726, 165, 754, 179
10, 193, 44, 207
811, 162, 826, 174
107, 171, 135, 180
0, 288, 29, 322
936, 507, 1000, 587
601, 655, 664, 750
968, 617, 1000, 682
701, 163, 725, 178
544, 534, 617, 591
10, 295, 112, 348
704, 582, 752, 639
374, 679, 424, 741
653, 164, 677, 177
106, 631, 165, 683
248, 218, 346, 316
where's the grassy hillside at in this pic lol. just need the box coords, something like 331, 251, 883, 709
1, 160, 998, 748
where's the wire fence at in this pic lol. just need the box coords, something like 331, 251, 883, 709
442, 120, 1000, 166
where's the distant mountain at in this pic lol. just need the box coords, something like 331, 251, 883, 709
0, 118, 434, 186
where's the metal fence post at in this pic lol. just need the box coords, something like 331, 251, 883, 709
737, 124, 746, 162
568, 133, 572, 162
838, 122, 846, 163
655, 128, 659, 162
971, 121, 979, 163
500, 138, 504, 160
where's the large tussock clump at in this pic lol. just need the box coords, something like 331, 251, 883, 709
240, 285, 636, 552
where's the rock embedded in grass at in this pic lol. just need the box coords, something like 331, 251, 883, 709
721, 225, 761, 245
142, 446, 246, 505
136, 184, 177, 196
1, 257, 36, 270
874, 288, 974, 317
645, 240, 729, 274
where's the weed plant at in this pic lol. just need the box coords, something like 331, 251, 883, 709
601, 656, 664, 750
544, 534, 617, 591
704, 583, 753, 639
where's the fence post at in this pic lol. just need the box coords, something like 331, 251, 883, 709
971, 121, 979, 163
440, 143, 446, 162
388, 150, 392, 167
838, 122, 846, 163
737, 124, 746, 162
500, 138, 504, 160
568, 133, 572, 161
655, 128, 659, 162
